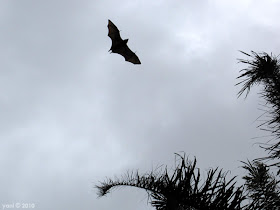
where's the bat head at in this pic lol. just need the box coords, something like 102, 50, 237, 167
124, 39, 128, 44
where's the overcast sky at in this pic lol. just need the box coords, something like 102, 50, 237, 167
0, 0, 280, 209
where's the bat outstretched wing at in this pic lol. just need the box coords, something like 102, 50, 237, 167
107, 20, 122, 45
117, 45, 141, 64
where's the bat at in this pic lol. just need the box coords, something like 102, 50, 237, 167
107, 19, 141, 65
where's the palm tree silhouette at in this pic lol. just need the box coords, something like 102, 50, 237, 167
242, 160, 280, 209
236, 51, 280, 173
96, 153, 245, 210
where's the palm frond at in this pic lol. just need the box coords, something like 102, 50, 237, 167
237, 51, 280, 172
96, 153, 246, 210
242, 160, 280, 209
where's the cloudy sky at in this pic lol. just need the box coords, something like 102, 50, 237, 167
0, 0, 280, 209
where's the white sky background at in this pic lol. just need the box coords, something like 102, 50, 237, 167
0, 0, 280, 209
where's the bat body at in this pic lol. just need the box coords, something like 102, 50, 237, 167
107, 20, 141, 64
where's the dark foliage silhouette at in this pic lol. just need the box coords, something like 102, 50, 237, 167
236, 51, 280, 172
242, 160, 280, 209
96, 154, 245, 210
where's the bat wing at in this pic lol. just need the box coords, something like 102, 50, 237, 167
107, 20, 123, 45
115, 44, 141, 64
